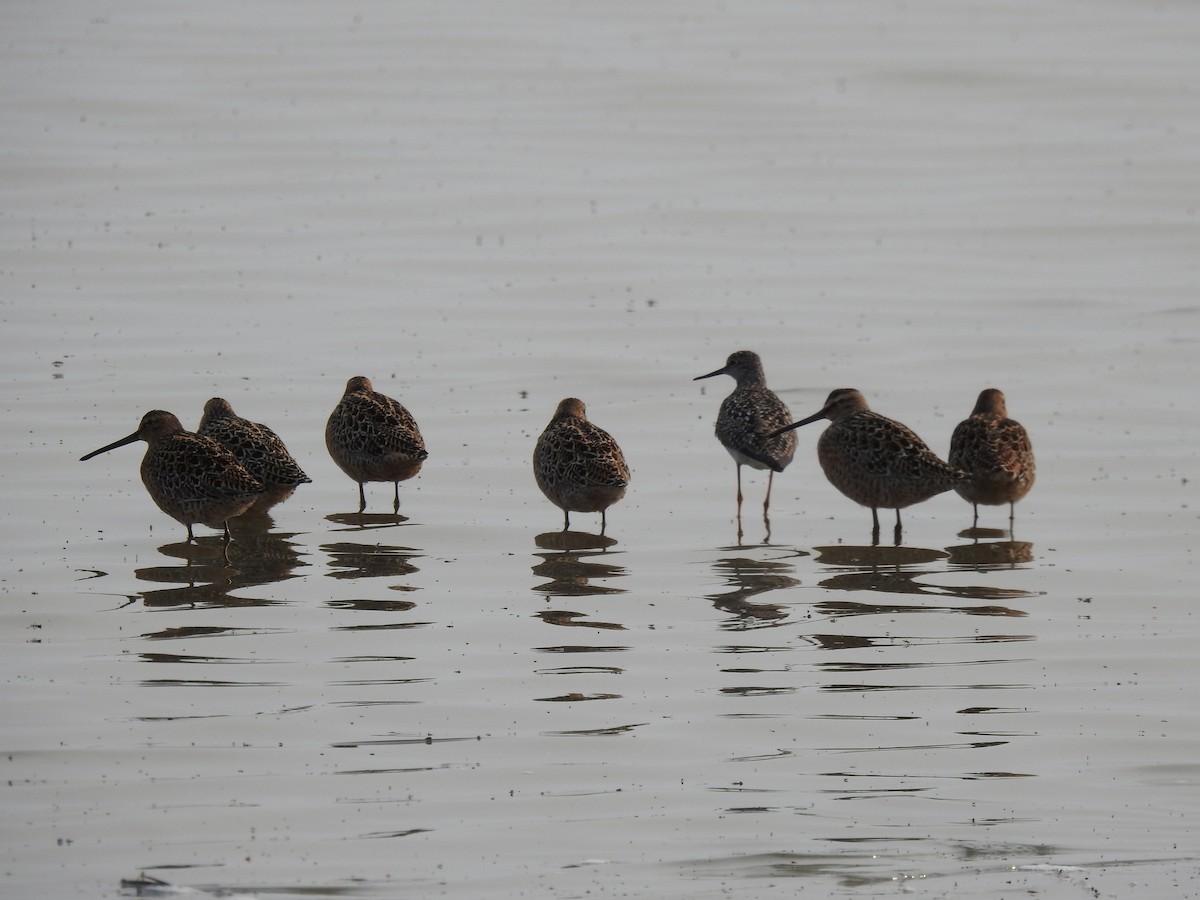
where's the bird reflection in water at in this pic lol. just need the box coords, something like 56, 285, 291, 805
131, 513, 305, 608
945, 536, 1034, 569
705, 546, 804, 630
530, 530, 630, 714
322, 540, 421, 583
810, 543, 1034, 610
532, 530, 627, 600
325, 510, 413, 530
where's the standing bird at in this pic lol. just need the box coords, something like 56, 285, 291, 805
533, 397, 630, 534
198, 397, 311, 510
80, 410, 264, 542
770, 388, 966, 545
694, 350, 797, 536
948, 388, 1035, 529
325, 376, 427, 513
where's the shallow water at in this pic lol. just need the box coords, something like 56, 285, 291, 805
3, 1, 1199, 897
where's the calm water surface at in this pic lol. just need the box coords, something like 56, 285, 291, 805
2, 1, 1198, 897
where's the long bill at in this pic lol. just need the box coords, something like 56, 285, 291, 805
693, 365, 729, 381
80, 431, 141, 461
767, 407, 829, 439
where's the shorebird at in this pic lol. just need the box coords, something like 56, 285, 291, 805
770, 388, 965, 545
949, 388, 1035, 528
533, 397, 630, 534
325, 376, 427, 513
197, 398, 311, 510
80, 410, 264, 541
694, 350, 796, 535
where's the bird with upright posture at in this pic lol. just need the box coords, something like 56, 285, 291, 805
326, 376, 427, 513
949, 388, 1035, 528
533, 397, 630, 534
198, 398, 311, 510
80, 410, 264, 542
694, 350, 796, 535
770, 388, 965, 545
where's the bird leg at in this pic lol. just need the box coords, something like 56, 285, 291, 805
357, 482, 367, 513
735, 465, 745, 543
870, 507, 881, 546
392, 482, 400, 514
762, 471, 774, 543
893, 509, 902, 547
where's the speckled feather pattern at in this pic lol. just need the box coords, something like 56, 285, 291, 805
198, 398, 310, 506
698, 350, 796, 472
533, 398, 629, 516
801, 389, 966, 511
82, 410, 264, 537
326, 376, 427, 485
948, 388, 1035, 509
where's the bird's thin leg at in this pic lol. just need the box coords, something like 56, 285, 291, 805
972, 503, 980, 529
562, 509, 570, 532
870, 507, 881, 546
735, 465, 745, 543
358, 482, 367, 513
186, 523, 195, 543
893, 509, 902, 547
393, 482, 400, 514
762, 471, 774, 543
600, 509, 607, 535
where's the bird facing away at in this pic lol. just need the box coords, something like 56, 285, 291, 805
80, 410, 264, 542
533, 397, 630, 534
325, 376, 427, 513
198, 397, 311, 510
948, 388, 1035, 528
694, 350, 797, 535
770, 388, 966, 545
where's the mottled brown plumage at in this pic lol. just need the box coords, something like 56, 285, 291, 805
949, 388, 1035, 527
533, 398, 630, 533
325, 376, 427, 513
198, 398, 310, 510
80, 410, 264, 541
694, 350, 796, 529
771, 388, 966, 544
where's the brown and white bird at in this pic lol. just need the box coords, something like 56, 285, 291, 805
533, 397, 630, 534
81, 410, 264, 542
198, 397, 310, 510
948, 388, 1035, 528
771, 388, 966, 545
325, 376, 427, 513
694, 350, 796, 532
